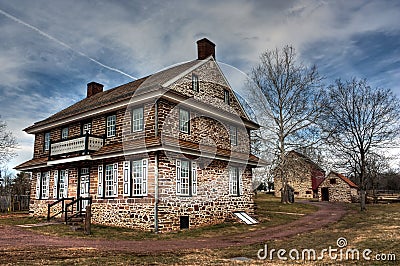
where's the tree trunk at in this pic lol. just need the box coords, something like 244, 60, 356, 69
360, 190, 366, 211
360, 152, 367, 211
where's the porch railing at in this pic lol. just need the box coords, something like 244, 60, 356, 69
49, 133, 104, 157
47, 197, 74, 221
64, 196, 92, 224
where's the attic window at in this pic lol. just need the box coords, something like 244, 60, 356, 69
330, 178, 337, 185
192, 74, 199, 92
224, 89, 230, 105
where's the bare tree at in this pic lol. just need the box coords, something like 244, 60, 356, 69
248, 45, 326, 203
0, 117, 17, 165
322, 78, 400, 210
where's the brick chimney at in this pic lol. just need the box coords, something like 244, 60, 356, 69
197, 38, 216, 60
87, 82, 104, 98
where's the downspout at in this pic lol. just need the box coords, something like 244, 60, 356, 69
154, 99, 159, 233
154, 152, 159, 233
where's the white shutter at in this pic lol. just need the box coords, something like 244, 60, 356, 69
43, 171, 50, 199
142, 159, 148, 196
53, 170, 58, 199
113, 163, 118, 196
191, 162, 197, 196
98, 165, 103, 197
123, 161, 131, 196
239, 169, 243, 196
228, 168, 233, 195
36, 172, 41, 199
63, 169, 69, 198
176, 159, 181, 195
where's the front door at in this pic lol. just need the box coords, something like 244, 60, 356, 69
79, 168, 90, 211
321, 187, 329, 201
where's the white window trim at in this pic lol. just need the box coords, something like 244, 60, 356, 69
104, 163, 118, 198
192, 74, 199, 92
132, 107, 144, 132
176, 159, 197, 196
229, 167, 243, 196
179, 109, 190, 134
106, 115, 116, 137
41, 171, 50, 199
61, 127, 69, 140
44, 132, 50, 151
230, 125, 237, 146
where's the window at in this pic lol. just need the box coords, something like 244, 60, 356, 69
123, 159, 148, 197
106, 115, 116, 137
35, 171, 50, 199
229, 167, 242, 196
105, 164, 115, 197
179, 109, 190, 134
132, 107, 144, 132
56, 170, 68, 199
82, 122, 92, 134
98, 163, 118, 198
330, 178, 337, 185
176, 159, 197, 196
61, 127, 68, 140
192, 74, 199, 92
224, 89, 230, 105
230, 126, 237, 146
44, 132, 50, 151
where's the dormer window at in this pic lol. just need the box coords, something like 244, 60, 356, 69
61, 127, 68, 140
224, 89, 230, 105
192, 74, 199, 92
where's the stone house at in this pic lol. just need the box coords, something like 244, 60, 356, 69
274, 151, 325, 199
15, 38, 265, 232
318, 172, 359, 203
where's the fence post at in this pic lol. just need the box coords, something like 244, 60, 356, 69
84, 204, 91, 235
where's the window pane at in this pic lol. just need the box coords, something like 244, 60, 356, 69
44, 132, 50, 151
180, 160, 190, 195
230, 126, 237, 146
61, 128, 68, 140
83, 122, 92, 134
132, 160, 143, 195
132, 107, 144, 132
59, 170, 66, 198
224, 89, 230, 105
107, 115, 116, 137
230, 167, 239, 195
105, 164, 114, 197
179, 109, 189, 133
192, 75, 199, 92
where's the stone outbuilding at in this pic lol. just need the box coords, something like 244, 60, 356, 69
318, 172, 359, 203
274, 151, 325, 199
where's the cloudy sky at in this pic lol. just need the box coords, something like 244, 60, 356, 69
1, 0, 399, 172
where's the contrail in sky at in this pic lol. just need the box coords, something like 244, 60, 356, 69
0, 8, 137, 80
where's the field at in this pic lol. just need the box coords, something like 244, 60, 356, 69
0, 195, 398, 265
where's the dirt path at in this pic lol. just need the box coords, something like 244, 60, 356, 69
0, 201, 347, 253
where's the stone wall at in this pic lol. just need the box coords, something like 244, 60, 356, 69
169, 59, 247, 118
91, 198, 155, 231
318, 173, 358, 203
